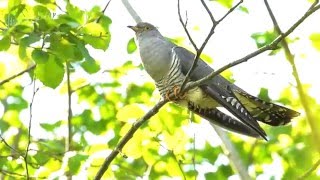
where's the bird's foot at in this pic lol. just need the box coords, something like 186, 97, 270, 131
165, 86, 186, 101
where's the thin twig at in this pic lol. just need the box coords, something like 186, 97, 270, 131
0, 135, 21, 155
66, 62, 73, 151
298, 158, 320, 179
25, 75, 39, 179
184, 3, 320, 92
0, 64, 36, 86
96, 0, 112, 23
179, 0, 243, 91
263, 0, 320, 152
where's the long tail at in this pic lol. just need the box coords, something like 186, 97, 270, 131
233, 89, 300, 126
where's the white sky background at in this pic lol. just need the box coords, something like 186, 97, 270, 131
1, 0, 320, 179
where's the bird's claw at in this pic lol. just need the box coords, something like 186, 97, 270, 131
165, 86, 186, 101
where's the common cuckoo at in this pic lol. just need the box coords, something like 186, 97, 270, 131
128, 22, 300, 140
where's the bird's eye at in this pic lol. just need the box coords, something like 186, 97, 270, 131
145, 26, 150, 30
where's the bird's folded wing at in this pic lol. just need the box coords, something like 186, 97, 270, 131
173, 46, 268, 140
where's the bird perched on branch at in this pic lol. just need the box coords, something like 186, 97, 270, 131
128, 22, 300, 140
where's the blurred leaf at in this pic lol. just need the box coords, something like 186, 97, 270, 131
66, 3, 84, 24
32, 49, 49, 63
122, 128, 143, 159
19, 34, 41, 59
258, 87, 271, 102
35, 55, 65, 88
310, 33, 320, 51
200, 53, 214, 64
214, 0, 234, 8
81, 22, 110, 50
68, 154, 89, 174
4, 13, 17, 26
35, 0, 53, 4
117, 104, 145, 123
81, 59, 100, 74
251, 30, 278, 48
40, 121, 62, 131
127, 38, 137, 54
238, 6, 249, 13
33, 5, 51, 19
0, 36, 10, 51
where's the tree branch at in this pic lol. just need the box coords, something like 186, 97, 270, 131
96, 0, 112, 23
184, 3, 320, 92
66, 62, 73, 151
212, 125, 252, 180
24, 75, 38, 179
121, 0, 142, 23
179, 0, 243, 91
263, 0, 320, 152
298, 158, 320, 180
0, 64, 36, 86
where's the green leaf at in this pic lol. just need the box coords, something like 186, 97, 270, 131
35, 55, 65, 88
33, 5, 51, 19
83, 35, 109, 50
49, 34, 82, 61
9, 4, 25, 17
40, 121, 62, 131
251, 30, 278, 48
19, 34, 41, 59
127, 38, 137, 54
34, 0, 53, 4
32, 49, 49, 63
81, 59, 100, 74
238, 6, 249, 13
8, 0, 21, 11
258, 87, 271, 102
81, 22, 110, 50
68, 154, 88, 174
4, 13, 17, 26
116, 104, 145, 122
310, 33, 320, 51
0, 36, 11, 51
215, 0, 234, 8
66, 3, 84, 24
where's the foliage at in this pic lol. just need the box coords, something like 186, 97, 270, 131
0, 0, 320, 179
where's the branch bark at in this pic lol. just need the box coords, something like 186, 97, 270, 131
0, 64, 36, 86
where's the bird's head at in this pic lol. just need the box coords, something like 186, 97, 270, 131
128, 22, 158, 37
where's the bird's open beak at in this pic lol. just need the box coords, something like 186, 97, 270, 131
127, 25, 139, 32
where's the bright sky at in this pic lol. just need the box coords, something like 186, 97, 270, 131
1, 0, 320, 179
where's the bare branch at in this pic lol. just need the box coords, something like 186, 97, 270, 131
298, 158, 320, 180
121, 0, 142, 23
217, 0, 243, 23
66, 62, 73, 151
96, 0, 112, 23
184, 3, 320, 92
179, 0, 243, 91
25, 75, 39, 179
213, 125, 252, 180
263, 0, 320, 152
0, 64, 36, 86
